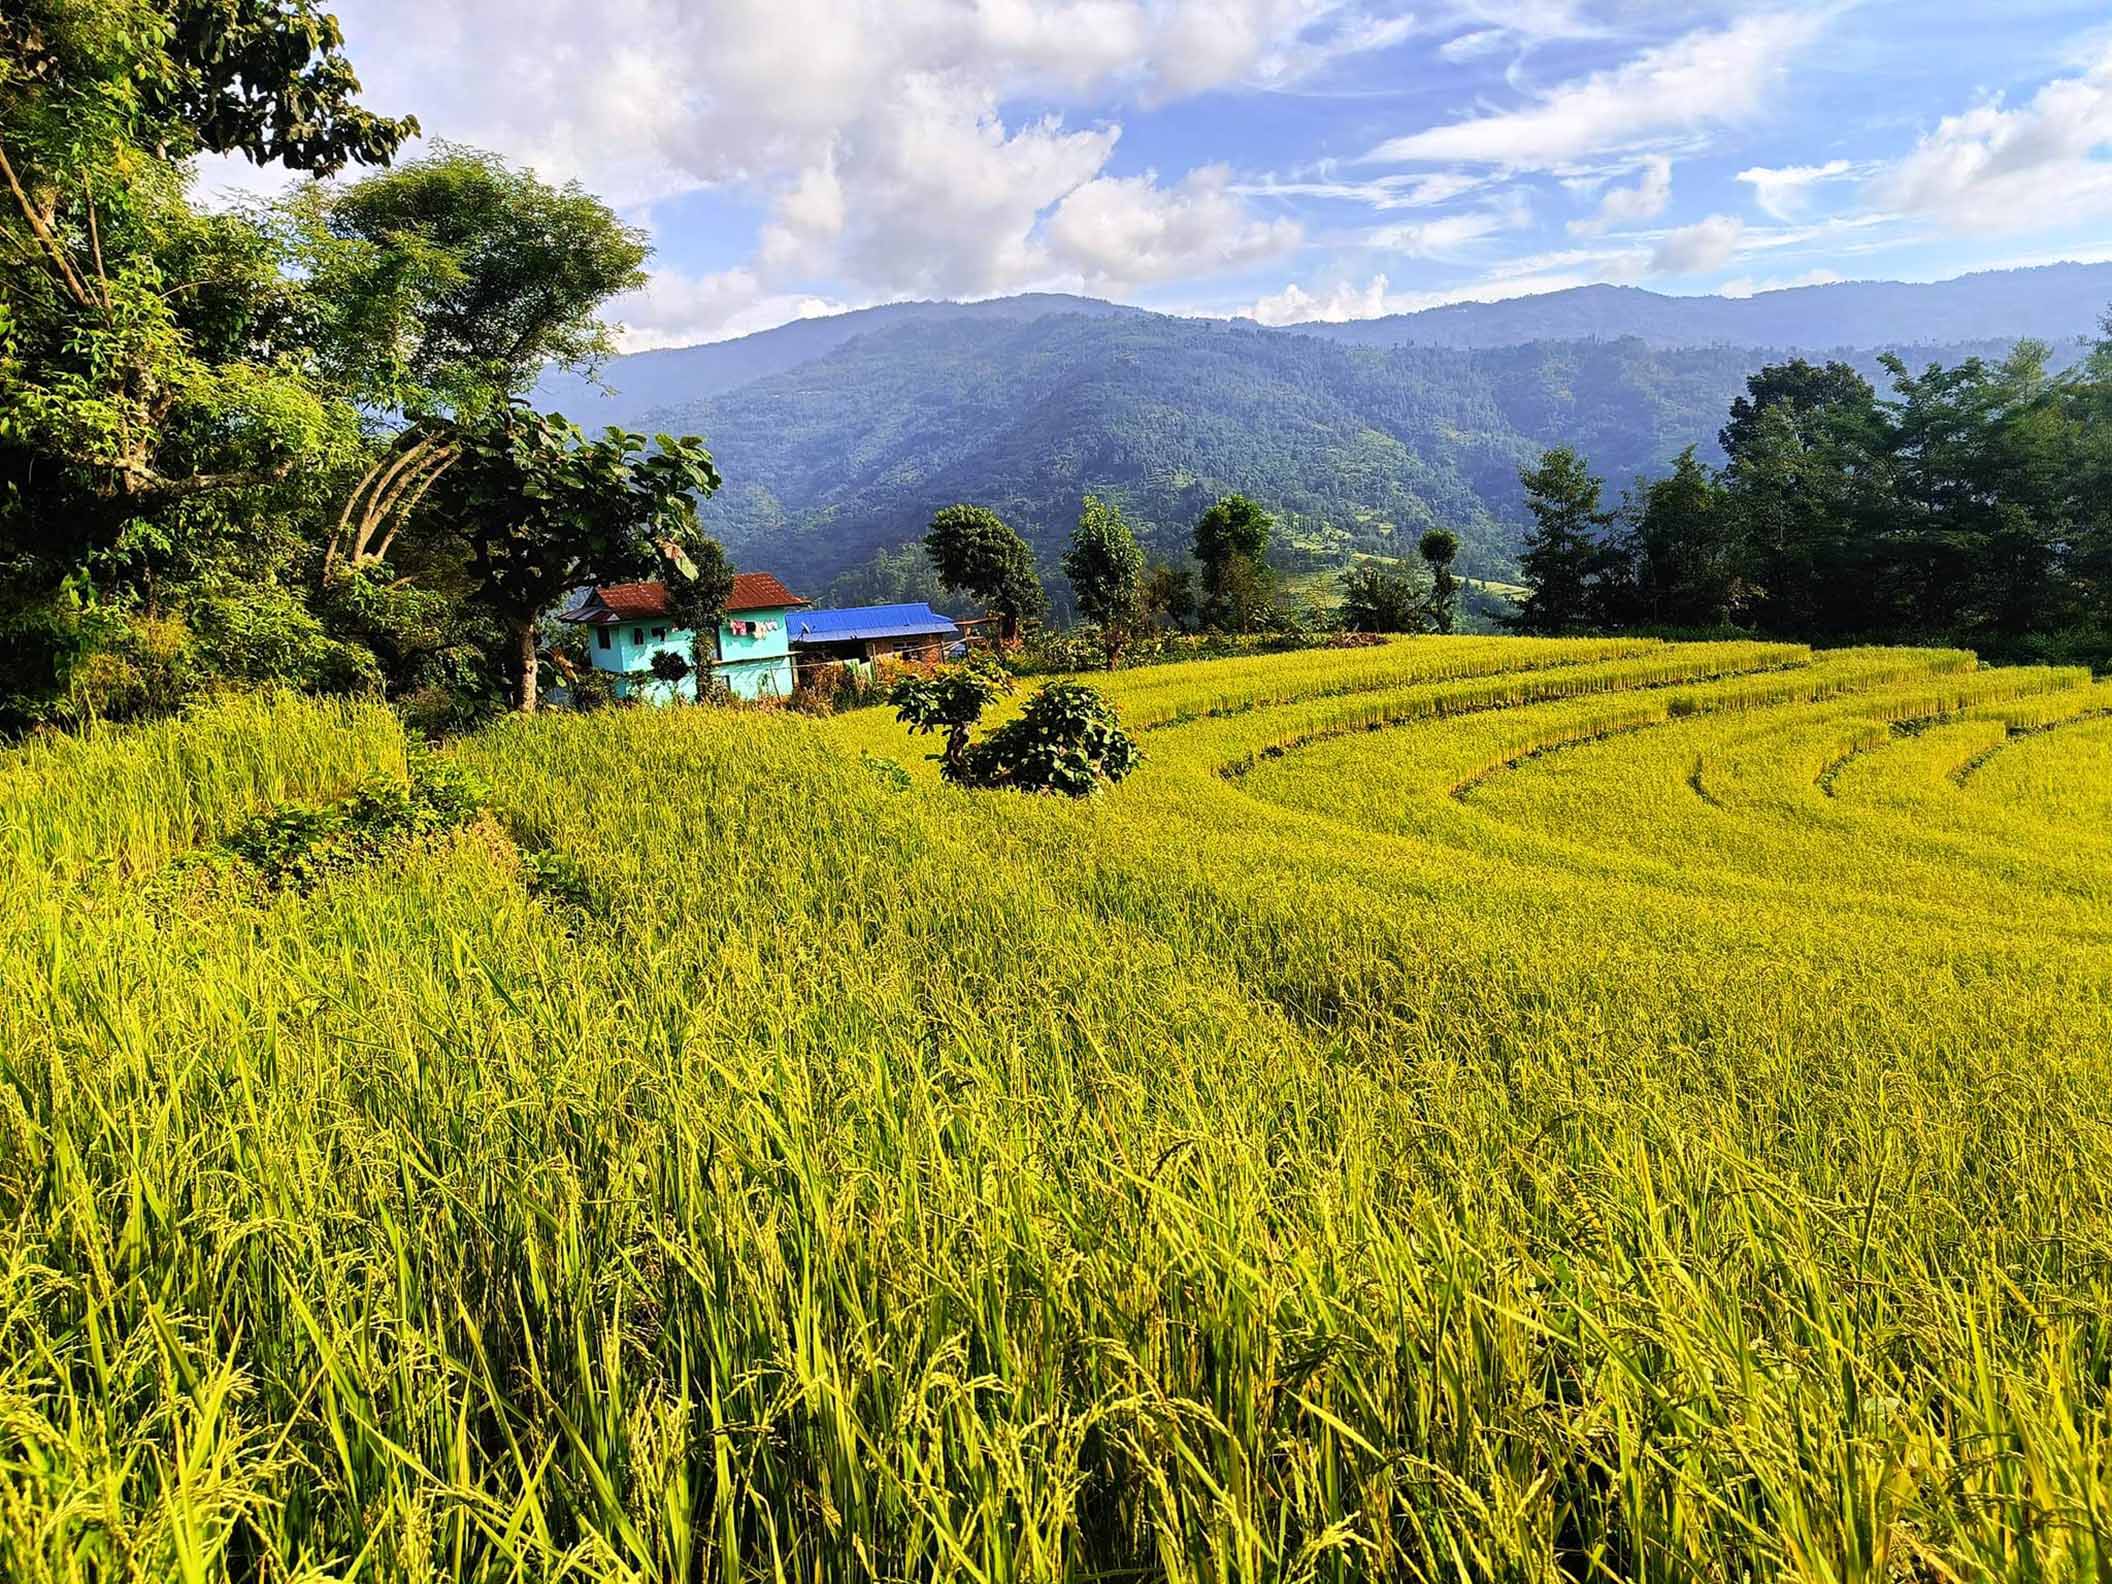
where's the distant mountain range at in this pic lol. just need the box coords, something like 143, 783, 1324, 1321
1283, 264, 2112, 350
530, 263, 2112, 593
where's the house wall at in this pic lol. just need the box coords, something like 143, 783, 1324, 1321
585, 608, 797, 702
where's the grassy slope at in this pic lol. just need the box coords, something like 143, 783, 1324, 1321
4, 643, 2111, 1581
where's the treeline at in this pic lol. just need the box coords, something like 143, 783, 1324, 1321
1511, 344, 2112, 662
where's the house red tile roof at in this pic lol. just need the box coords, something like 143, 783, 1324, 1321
728, 571, 807, 612
591, 580, 671, 620
562, 572, 807, 624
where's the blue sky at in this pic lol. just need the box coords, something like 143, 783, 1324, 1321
217, 1, 2112, 348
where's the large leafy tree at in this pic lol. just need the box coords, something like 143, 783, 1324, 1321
298, 147, 654, 590
1340, 560, 1426, 634
286, 143, 648, 424
924, 504, 1044, 644
1061, 494, 1145, 668
1719, 359, 1881, 472
422, 404, 725, 711
0, 0, 414, 724
1618, 447, 1740, 629
1193, 494, 1274, 632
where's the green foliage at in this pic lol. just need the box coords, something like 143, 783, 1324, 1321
425, 402, 724, 710
1192, 493, 1277, 633
923, 503, 1045, 642
958, 679, 1139, 795
1611, 445, 1743, 629
285, 143, 649, 419
1417, 528, 1461, 634
1554, 340, 2112, 658
1193, 492, 1273, 570
661, 535, 735, 677
1511, 445, 1614, 635
822, 541, 953, 609
210, 753, 485, 891
1340, 559, 1429, 634
1060, 494, 1145, 666
889, 655, 1012, 780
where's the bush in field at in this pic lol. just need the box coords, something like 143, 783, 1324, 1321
892, 661, 1136, 794
1340, 560, 1428, 633
889, 657, 1013, 781
211, 756, 488, 892
960, 680, 1139, 795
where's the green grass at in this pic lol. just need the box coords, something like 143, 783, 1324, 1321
4, 639, 2110, 1581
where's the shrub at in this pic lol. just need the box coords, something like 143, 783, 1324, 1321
211, 756, 489, 892
960, 680, 1139, 796
889, 657, 1012, 781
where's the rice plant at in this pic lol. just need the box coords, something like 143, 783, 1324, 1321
4, 639, 2109, 1581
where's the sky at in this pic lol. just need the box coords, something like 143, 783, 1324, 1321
201, 1, 2112, 351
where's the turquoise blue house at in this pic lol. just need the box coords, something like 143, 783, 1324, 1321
560, 572, 807, 701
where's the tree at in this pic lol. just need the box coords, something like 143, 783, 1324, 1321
1620, 448, 1740, 629
1418, 529, 1461, 634
889, 657, 1012, 782
423, 404, 723, 711
962, 681, 1139, 796
924, 505, 1045, 644
1061, 495, 1145, 667
662, 537, 736, 690
1511, 447, 1612, 635
1719, 359, 1881, 473
1141, 561, 1199, 633
288, 144, 649, 424
0, 0, 415, 725
1339, 561, 1427, 634
1193, 494, 1275, 632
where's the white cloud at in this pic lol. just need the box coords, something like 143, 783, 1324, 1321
1363, 198, 1532, 257
1736, 160, 1854, 221
1364, 11, 1827, 169
1045, 164, 1302, 288
1438, 28, 1510, 62
828, 76, 1121, 295
1717, 267, 1843, 299
1569, 155, 1671, 235
609, 268, 857, 351
1238, 267, 1617, 326
322, 0, 1385, 335
1878, 47, 2112, 232
1243, 274, 1398, 324
1649, 213, 1744, 274
1233, 169, 1490, 209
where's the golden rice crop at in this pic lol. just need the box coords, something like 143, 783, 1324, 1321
3, 636, 2109, 1582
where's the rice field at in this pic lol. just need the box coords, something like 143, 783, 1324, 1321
4, 637, 2111, 1582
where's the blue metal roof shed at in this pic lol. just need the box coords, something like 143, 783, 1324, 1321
790, 604, 961, 646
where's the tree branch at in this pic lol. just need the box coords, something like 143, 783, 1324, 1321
116, 457, 300, 499
0, 136, 95, 310
82, 170, 112, 311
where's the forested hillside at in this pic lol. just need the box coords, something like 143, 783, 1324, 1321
632, 310, 2050, 588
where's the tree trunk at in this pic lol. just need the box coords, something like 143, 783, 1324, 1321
514, 619, 539, 713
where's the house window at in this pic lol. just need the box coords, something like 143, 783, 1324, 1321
632, 627, 644, 645
651, 626, 667, 640
596, 628, 611, 650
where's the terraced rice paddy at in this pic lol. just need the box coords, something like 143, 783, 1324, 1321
4, 637, 2110, 1581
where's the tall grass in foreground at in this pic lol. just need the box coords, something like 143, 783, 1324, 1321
4, 639, 2111, 1581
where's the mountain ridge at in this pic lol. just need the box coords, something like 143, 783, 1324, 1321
525, 262, 2112, 599
1281, 263, 2112, 350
